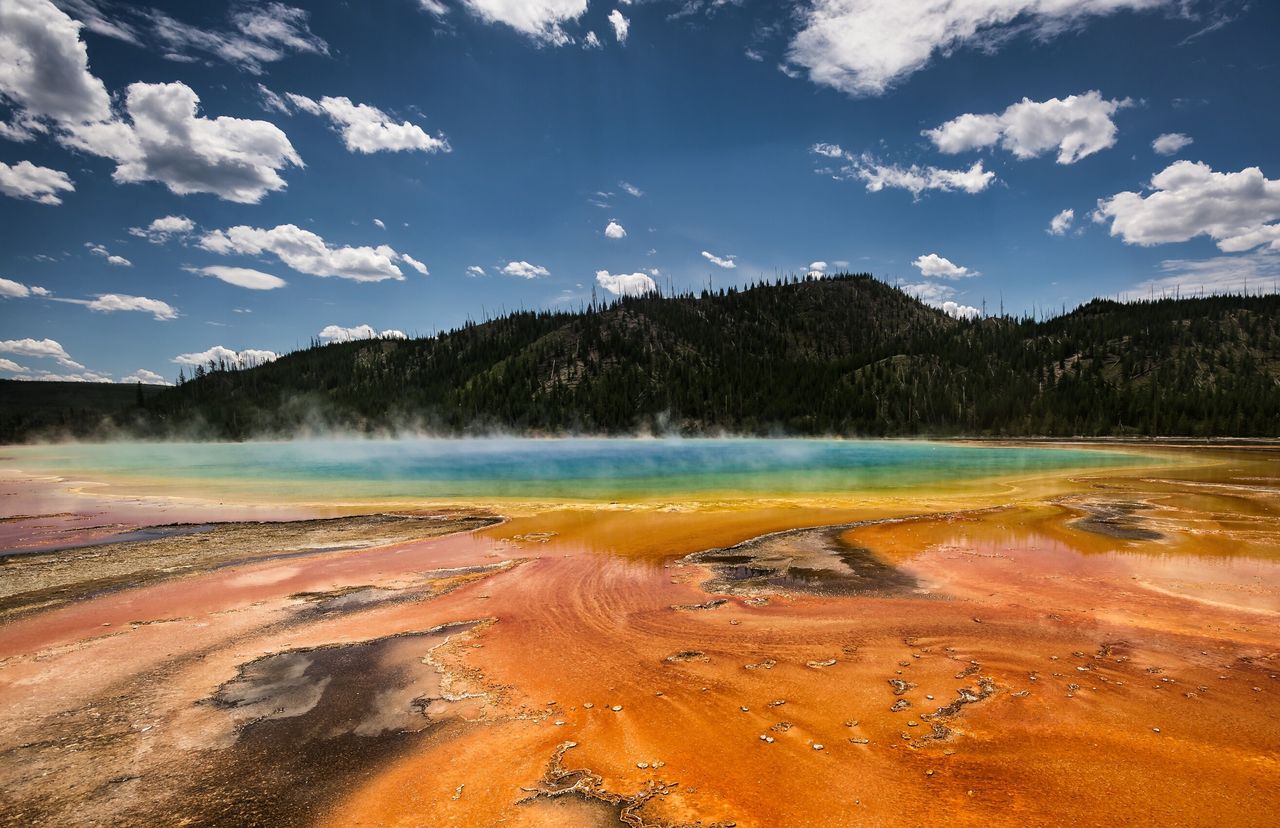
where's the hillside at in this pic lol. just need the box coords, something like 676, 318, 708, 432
5, 275, 1280, 440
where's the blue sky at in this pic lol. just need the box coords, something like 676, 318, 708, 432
1, 0, 1278, 384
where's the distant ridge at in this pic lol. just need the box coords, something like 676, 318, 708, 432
4, 274, 1279, 441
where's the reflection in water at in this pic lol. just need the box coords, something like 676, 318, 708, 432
910, 529, 1280, 615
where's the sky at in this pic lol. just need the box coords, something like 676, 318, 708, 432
1, 0, 1278, 385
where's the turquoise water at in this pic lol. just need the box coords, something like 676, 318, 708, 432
4, 439, 1152, 501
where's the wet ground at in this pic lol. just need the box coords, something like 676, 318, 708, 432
0, 445, 1278, 827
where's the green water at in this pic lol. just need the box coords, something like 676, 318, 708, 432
2, 439, 1152, 501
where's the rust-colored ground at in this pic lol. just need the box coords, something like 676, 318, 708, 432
0, 446, 1277, 827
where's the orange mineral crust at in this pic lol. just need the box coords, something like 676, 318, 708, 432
0, 446, 1277, 827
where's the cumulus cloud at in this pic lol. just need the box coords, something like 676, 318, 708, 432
86, 242, 131, 266
0, 0, 115, 134
318, 324, 408, 342
604, 220, 627, 239
88, 82, 303, 203
173, 345, 278, 368
285, 93, 450, 155
583, 30, 602, 48
188, 265, 286, 290
901, 282, 980, 319
501, 260, 550, 278
0, 358, 28, 373
925, 91, 1131, 164
595, 270, 655, 297
373, 218, 386, 230
1048, 208, 1075, 236
1152, 132, 1193, 155
806, 260, 828, 277
120, 368, 169, 385
129, 214, 194, 243
198, 224, 421, 282
913, 253, 975, 279
466, 265, 486, 277
1094, 161, 1280, 252
814, 145, 995, 198
0, 160, 75, 204
1, 3, 306, 203
461, 0, 588, 46
0, 337, 83, 368
0, 276, 51, 298
787, 0, 1174, 96
701, 250, 736, 269
608, 9, 629, 43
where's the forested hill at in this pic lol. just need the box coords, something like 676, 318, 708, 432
6, 274, 1280, 441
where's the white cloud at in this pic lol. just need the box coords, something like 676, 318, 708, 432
701, 250, 736, 269
901, 282, 980, 318
787, 0, 1174, 97
1094, 161, 1280, 252
807, 260, 828, 277
0, 337, 82, 368
418, 0, 450, 16
71, 81, 303, 204
318, 324, 408, 342
461, 0, 588, 46
189, 265, 286, 290
608, 9, 629, 43
0, 358, 28, 373
925, 91, 1131, 164
173, 345, 278, 368
1152, 132, 1193, 155
286, 93, 449, 155
86, 242, 131, 266
0, 0, 114, 134
129, 214, 194, 243
83, 293, 177, 320
373, 218, 386, 230
0, 1, 300, 204
501, 260, 550, 278
1121, 251, 1280, 301
198, 224, 420, 282
583, 30, 602, 48
595, 270, 655, 297
142, 3, 328, 74
25, 369, 112, 382
0, 276, 50, 298
400, 253, 429, 275
0, 160, 75, 204
466, 265, 486, 277
605, 220, 627, 239
912, 253, 975, 279
619, 180, 643, 197
814, 145, 995, 198
120, 368, 169, 385
1048, 208, 1075, 236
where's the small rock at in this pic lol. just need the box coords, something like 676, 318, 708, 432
583, 703, 594, 709
740, 706, 750, 712
812, 743, 824, 750
554, 720, 565, 726
1152, 727, 1161, 733
637, 762, 649, 769
611, 705, 623, 712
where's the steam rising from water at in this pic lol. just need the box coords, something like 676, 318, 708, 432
6, 438, 1147, 501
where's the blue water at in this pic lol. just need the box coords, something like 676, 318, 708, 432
6, 439, 1151, 501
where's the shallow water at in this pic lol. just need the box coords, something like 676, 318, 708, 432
2, 438, 1150, 502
